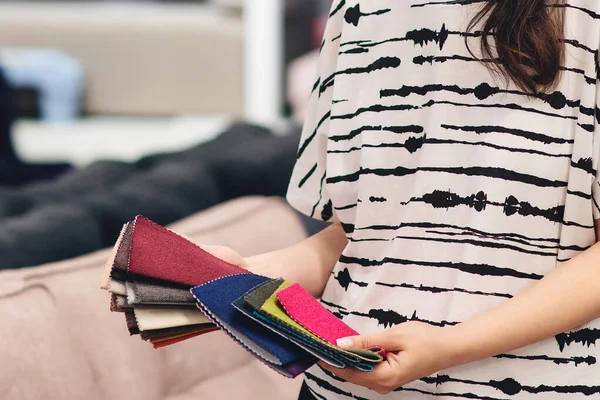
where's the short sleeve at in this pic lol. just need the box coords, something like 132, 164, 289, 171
593, 78, 600, 220
286, 1, 344, 223
593, 139, 600, 220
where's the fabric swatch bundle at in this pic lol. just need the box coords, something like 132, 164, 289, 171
101, 216, 385, 377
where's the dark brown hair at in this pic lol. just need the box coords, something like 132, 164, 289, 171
467, 0, 566, 93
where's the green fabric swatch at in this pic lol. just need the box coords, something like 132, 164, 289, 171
244, 278, 285, 310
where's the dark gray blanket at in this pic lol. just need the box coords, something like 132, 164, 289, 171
0, 122, 325, 270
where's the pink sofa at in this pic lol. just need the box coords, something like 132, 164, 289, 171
0, 197, 306, 400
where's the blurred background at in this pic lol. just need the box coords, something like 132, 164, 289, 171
0, 0, 331, 271
0, 2, 342, 398
0, 0, 343, 400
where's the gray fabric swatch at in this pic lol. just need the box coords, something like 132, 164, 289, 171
130, 280, 195, 306
114, 222, 134, 271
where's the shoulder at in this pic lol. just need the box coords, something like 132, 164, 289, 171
563, 1, 600, 25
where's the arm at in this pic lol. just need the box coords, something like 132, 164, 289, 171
447, 234, 600, 365
245, 223, 347, 297
324, 223, 600, 394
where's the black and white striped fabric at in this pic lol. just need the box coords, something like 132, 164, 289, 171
286, 1, 600, 399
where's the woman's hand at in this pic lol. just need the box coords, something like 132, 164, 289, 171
320, 322, 461, 395
199, 244, 248, 269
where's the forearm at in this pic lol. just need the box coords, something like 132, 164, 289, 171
447, 242, 600, 366
244, 223, 347, 297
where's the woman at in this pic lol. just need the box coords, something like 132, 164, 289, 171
209, 0, 600, 398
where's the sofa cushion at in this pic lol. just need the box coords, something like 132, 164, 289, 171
0, 197, 306, 400
0, 123, 308, 271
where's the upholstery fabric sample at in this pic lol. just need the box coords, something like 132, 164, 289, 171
128, 280, 195, 306
139, 323, 217, 341
104, 222, 135, 290
232, 294, 344, 369
134, 304, 198, 311
125, 311, 140, 335
277, 359, 318, 379
110, 293, 128, 313
241, 280, 382, 369
133, 308, 211, 331
108, 279, 127, 296
243, 278, 286, 310
277, 283, 360, 345
190, 273, 314, 377
100, 214, 326, 357
262, 283, 381, 363
128, 216, 248, 286
149, 326, 219, 345
113, 221, 134, 271
124, 283, 195, 309
109, 268, 131, 283
151, 331, 208, 349
150, 331, 200, 344
106, 222, 136, 284
252, 310, 379, 371
125, 281, 137, 304
114, 294, 133, 310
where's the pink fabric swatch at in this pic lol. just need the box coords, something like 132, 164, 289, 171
276, 283, 359, 345
128, 216, 247, 287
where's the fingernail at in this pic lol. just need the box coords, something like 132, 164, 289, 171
336, 338, 353, 348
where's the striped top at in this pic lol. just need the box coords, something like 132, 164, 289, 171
286, 1, 600, 399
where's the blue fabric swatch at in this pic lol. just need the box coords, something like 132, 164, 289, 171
190, 274, 314, 372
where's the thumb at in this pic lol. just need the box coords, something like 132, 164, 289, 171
336, 331, 401, 352
198, 244, 247, 268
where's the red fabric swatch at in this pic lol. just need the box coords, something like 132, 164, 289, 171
128, 216, 247, 287
276, 283, 359, 345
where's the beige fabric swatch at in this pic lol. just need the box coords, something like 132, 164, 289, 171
133, 308, 211, 331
